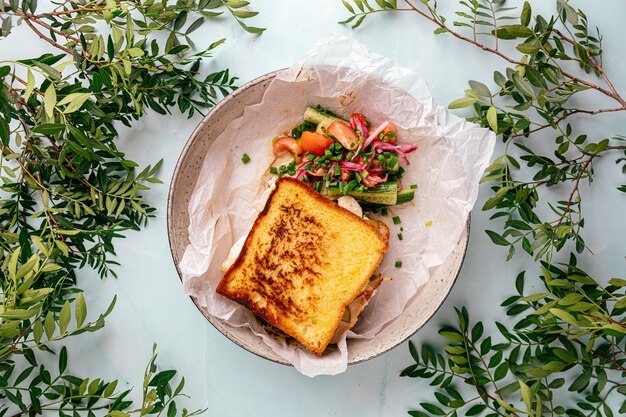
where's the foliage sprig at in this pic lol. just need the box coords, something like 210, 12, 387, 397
1, 0, 263, 414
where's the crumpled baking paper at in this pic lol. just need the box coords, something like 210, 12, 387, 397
179, 34, 495, 377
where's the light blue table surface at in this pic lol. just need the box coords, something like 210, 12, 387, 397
3, 1, 626, 416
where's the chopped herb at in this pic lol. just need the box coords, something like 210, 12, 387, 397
395, 260, 402, 268
397, 233, 403, 240
269, 166, 278, 174
410, 184, 418, 189
333, 166, 341, 176
381, 207, 388, 216
392, 216, 401, 225
315, 105, 339, 118
346, 151, 355, 160
291, 121, 316, 139
323, 173, 330, 181
241, 153, 251, 164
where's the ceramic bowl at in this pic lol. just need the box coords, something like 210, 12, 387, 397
167, 70, 470, 365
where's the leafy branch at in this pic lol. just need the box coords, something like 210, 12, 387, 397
341, 0, 626, 263
1, 344, 204, 417
403, 258, 626, 417
1, 0, 264, 414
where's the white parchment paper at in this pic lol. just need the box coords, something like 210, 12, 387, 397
179, 35, 495, 377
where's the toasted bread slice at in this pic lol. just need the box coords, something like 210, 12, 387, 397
216, 177, 389, 355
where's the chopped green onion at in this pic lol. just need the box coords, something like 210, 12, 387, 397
241, 153, 251, 164
323, 173, 330, 181
381, 208, 388, 216
397, 233, 403, 241
346, 151, 355, 160
269, 166, 278, 174
333, 166, 341, 176
392, 216, 401, 225
410, 184, 418, 189
395, 260, 402, 268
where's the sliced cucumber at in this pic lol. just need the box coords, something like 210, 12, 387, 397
303, 106, 346, 134
324, 182, 399, 206
396, 189, 415, 205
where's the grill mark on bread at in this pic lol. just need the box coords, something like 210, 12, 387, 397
240, 200, 326, 319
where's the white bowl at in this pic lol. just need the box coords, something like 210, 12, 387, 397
167, 71, 469, 365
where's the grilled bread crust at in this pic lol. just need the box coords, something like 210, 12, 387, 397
216, 177, 389, 356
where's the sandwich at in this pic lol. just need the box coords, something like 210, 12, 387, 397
216, 177, 389, 355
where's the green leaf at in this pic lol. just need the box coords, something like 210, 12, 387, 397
549, 308, 577, 326
512, 73, 535, 98
525, 66, 547, 89
516, 42, 538, 54
148, 370, 176, 387
33, 320, 43, 343
59, 300, 71, 334
44, 311, 55, 339
448, 96, 478, 109
439, 330, 464, 343
521, 292, 550, 302
568, 368, 592, 392
186, 17, 204, 34
25, 68, 35, 102
76, 292, 87, 327
494, 71, 507, 88
483, 186, 512, 210
32, 123, 66, 135
499, 24, 533, 38
232, 10, 258, 18
467, 404, 487, 416
108, 410, 130, 417
519, 380, 532, 412
487, 106, 497, 131
59, 346, 67, 373
558, 293, 584, 306
485, 230, 509, 246
58, 92, 91, 113
342, 0, 355, 13
103, 379, 118, 397
420, 403, 445, 416
521, 1, 531, 26
615, 296, 626, 309
608, 278, 626, 287
468, 80, 490, 97
43, 84, 57, 118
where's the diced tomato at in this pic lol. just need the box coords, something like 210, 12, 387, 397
381, 123, 397, 144
300, 131, 334, 156
326, 121, 359, 150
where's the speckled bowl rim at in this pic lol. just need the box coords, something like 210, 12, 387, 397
167, 70, 470, 367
